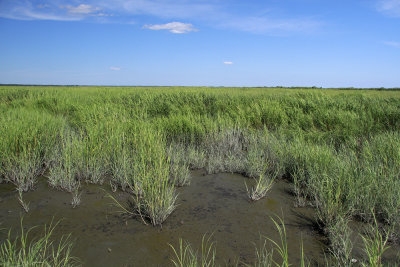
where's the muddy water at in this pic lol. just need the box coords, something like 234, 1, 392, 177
1, 171, 325, 266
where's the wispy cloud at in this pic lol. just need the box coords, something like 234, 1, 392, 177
0, 1, 80, 21
110, 66, 121, 71
377, 0, 400, 16
103, 0, 218, 20
223, 61, 233, 65
0, 1, 107, 21
0, 0, 321, 34
143, 22, 197, 34
383, 41, 400, 47
63, 4, 100, 15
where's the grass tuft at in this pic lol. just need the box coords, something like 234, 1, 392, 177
0, 218, 79, 266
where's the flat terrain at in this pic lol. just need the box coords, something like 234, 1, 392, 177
1, 86, 399, 266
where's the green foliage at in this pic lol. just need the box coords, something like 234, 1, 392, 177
360, 213, 391, 267
0, 218, 79, 267
0, 85, 399, 260
169, 234, 216, 267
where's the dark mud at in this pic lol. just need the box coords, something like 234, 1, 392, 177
1, 171, 395, 266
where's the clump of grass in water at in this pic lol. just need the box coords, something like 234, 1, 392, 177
71, 189, 82, 208
360, 213, 391, 267
267, 215, 290, 267
17, 189, 30, 213
327, 215, 353, 266
247, 215, 311, 266
108, 128, 178, 226
169, 234, 216, 267
134, 169, 177, 226
131, 129, 178, 226
246, 171, 276, 201
0, 218, 79, 266
248, 239, 273, 267
244, 130, 284, 201
244, 130, 284, 179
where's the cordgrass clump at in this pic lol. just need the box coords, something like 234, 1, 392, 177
169, 235, 216, 267
0, 219, 79, 267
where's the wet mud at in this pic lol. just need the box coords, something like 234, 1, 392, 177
1, 171, 396, 266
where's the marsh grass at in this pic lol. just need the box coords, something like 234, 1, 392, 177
1, 86, 400, 261
204, 128, 247, 174
244, 130, 284, 179
169, 234, 216, 267
267, 216, 290, 267
48, 131, 81, 193
17, 190, 30, 213
109, 128, 134, 192
1, 150, 42, 192
107, 128, 178, 226
327, 215, 353, 266
360, 213, 391, 267
185, 145, 206, 170
168, 143, 191, 186
78, 132, 107, 185
171, 216, 307, 267
70, 190, 82, 208
0, 108, 64, 192
130, 130, 178, 226
246, 171, 277, 201
249, 239, 273, 267
0, 219, 79, 267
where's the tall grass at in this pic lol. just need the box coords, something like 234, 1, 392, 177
107, 126, 178, 226
167, 143, 191, 186
129, 128, 178, 226
169, 235, 216, 267
360, 213, 392, 267
169, 216, 309, 267
1, 86, 400, 257
0, 218, 79, 266
0, 108, 64, 192
48, 131, 81, 193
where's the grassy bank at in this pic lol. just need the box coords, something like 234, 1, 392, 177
0, 85, 399, 263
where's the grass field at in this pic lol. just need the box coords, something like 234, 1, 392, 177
0, 85, 399, 265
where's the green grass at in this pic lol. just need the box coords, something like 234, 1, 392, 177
170, 216, 309, 267
360, 213, 392, 267
0, 218, 79, 267
169, 234, 216, 267
1, 85, 399, 260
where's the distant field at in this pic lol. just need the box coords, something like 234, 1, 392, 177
1, 86, 399, 265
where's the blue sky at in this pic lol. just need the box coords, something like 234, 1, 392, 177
0, 0, 399, 87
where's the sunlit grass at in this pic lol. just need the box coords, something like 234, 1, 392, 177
169, 234, 216, 267
0, 218, 79, 267
0, 85, 399, 259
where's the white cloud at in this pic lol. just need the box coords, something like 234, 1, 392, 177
0, 0, 321, 34
143, 22, 197, 33
6, 9, 81, 21
223, 61, 233, 65
64, 4, 100, 15
0, 1, 106, 21
377, 0, 400, 16
110, 66, 121, 71
383, 41, 400, 47
103, 0, 218, 20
